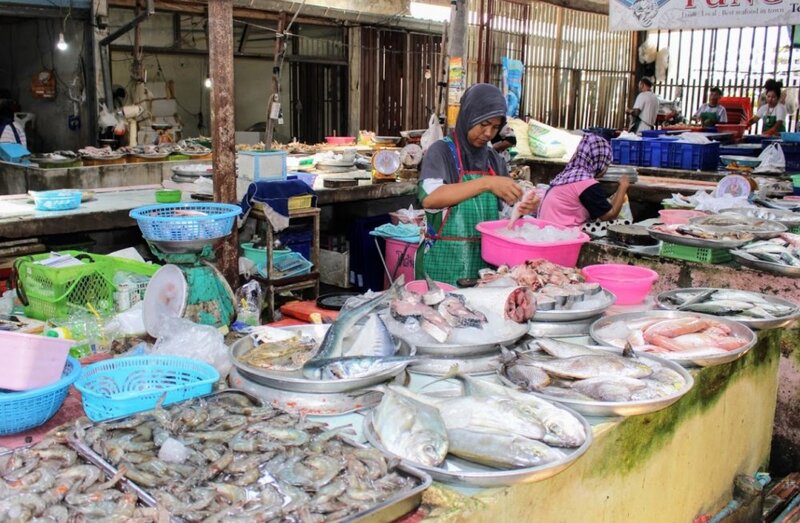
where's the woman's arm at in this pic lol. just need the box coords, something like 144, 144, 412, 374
597, 177, 631, 221
422, 176, 523, 208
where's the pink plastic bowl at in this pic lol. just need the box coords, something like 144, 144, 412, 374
581, 264, 659, 305
658, 209, 707, 225
0, 331, 75, 391
405, 280, 456, 294
325, 136, 356, 145
476, 217, 590, 268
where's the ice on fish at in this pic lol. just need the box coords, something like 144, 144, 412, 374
498, 223, 582, 243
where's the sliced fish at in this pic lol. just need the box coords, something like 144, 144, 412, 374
347, 314, 396, 357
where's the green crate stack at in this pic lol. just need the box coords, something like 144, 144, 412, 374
659, 242, 732, 264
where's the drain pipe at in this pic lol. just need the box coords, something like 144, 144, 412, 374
702, 473, 771, 523
98, 0, 154, 105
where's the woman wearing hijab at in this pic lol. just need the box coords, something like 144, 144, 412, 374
537, 134, 630, 228
417, 83, 536, 285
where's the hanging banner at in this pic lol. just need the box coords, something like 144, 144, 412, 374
610, 0, 800, 31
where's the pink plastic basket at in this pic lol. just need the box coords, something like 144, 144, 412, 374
405, 280, 456, 294
658, 209, 707, 225
325, 136, 356, 145
0, 332, 75, 391
581, 264, 658, 305
476, 217, 590, 268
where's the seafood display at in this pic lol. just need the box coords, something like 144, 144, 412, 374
688, 213, 787, 239
72, 391, 427, 522
477, 259, 584, 289
657, 288, 800, 329
590, 311, 756, 367
0, 437, 163, 521
365, 373, 592, 487
722, 207, 800, 227
498, 340, 693, 416
732, 234, 800, 276
174, 141, 211, 156
238, 327, 319, 371
119, 144, 174, 158
78, 146, 124, 160
648, 224, 755, 248
497, 223, 583, 242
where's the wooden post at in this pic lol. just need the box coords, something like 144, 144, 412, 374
208, 0, 238, 288
264, 13, 287, 148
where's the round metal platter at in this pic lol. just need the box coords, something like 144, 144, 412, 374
148, 237, 225, 254
82, 153, 126, 161
230, 324, 414, 394
730, 250, 800, 278
647, 226, 753, 249
228, 366, 386, 416
409, 353, 501, 377
382, 313, 529, 357
30, 155, 78, 164
528, 316, 598, 338
687, 214, 787, 240
655, 287, 800, 330
362, 404, 592, 488
589, 310, 757, 367
720, 207, 800, 227
133, 152, 171, 160
182, 150, 211, 157
496, 347, 694, 417
532, 290, 616, 322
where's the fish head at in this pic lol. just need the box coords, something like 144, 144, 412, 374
405, 430, 449, 467
538, 410, 587, 448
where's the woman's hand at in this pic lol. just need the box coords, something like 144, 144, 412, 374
517, 193, 540, 215
484, 177, 523, 205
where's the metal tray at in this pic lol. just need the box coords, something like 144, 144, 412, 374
528, 316, 598, 338
70, 389, 432, 523
409, 352, 502, 376
721, 207, 800, 227
497, 347, 694, 417
82, 153, 126, 161
648, 226, 753, 249
532, 290, 616, 322
133, 152, 171, 159
656, 287, 800, 330
229, 366, 391, 416
230, 324, 414, 393
589, 310, 757, 367
148, 236, 225, 254
362, 403, 592, 488
688, 214, 787, 240
383, 313, 529, 357
730, 250, 800, 278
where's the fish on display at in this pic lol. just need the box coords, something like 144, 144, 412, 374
437, 294, 488, 328
499, 348, 551, 392
739, 237, 800, 267
422, 274, 446, 306
446, 427, 566, 469
390, 287, 453, 343
239, 329, 318, 371
663, 288, 797, 320
651, 224, 754, 242
373, 388, 449, 467
302, 355, 416, 380
449, 286, 536, 323
347, 314, 396, 357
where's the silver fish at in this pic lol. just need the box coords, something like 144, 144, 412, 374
681, 300, 754, 315
373, 388, 448, 467
532, 338, 596, 359
446, 428, 566, 469
347, 314, 396, 357
570, 376, 648, 402
710, 290, 769, 303
528, 354, 653, 380
422, 274, 446, 306
313, 279, 402, 360
302, 355, 415, 380
500, 348, 551, 391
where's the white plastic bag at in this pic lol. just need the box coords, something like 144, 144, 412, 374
754, 143, 785, 173
421, 114, 443, 153
151, 318, 231, 378
98, 103, 118, 128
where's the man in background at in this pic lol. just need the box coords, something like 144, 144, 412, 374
625, 78, 659, 133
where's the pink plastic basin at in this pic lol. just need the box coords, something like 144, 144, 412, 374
581, 264, 659, 305
0, 331, 75, 391
325, 136, 356, 145
405, 280, 456, 294
476, 217, 590, 268
658, 209, 707, 225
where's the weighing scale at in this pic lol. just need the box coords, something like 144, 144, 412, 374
371, 148, 402, 183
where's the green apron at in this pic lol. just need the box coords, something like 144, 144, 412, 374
699, 111, 718, 126
763, 113, 785, 133
416, 137, 499, 286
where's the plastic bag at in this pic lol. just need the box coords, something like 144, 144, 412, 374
754, 143, 785, 173
421, 114, 443, 153
235, 280, 263, 327
104, 301, 146, 337
151, 318, 231, 378
502, 57, 524, 118
98, 103, 118, 128
528, 121, 566, 158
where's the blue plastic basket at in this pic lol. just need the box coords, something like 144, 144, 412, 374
129, 203, 241, 242
257, 251, 313, 279
32, 190, 82, 211
75, 355, 219, 422
0, 356, 81, 435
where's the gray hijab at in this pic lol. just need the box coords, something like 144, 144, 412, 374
453, 83, 508, 172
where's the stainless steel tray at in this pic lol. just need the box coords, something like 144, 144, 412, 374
731, 250, 800, 278
532, 290, 616, 322
589, 310, 757, 367
70, 389, 432, 523
229, 366, 389, 415
230, 324, 414, 393
528, 316, 598, 338
656, 287, 800, 330
362, 404, 592, 488
497, 346, 694, 417
688, 214, 787, 240
383, 313, 529, 357
409, 353, 502, 376
648, 226, 753, 249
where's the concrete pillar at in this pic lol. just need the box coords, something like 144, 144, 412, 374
348, 26, 361, 137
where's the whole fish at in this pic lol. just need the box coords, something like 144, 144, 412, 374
373, 388, 448, 467
570, 376, 648, 402
446, 428, 565, 469
302, 355, 416, 380
528, 354, 653, 380
346, 314, 396, 357
312, 278, 402, 361
507, 188, 538, 229
500, 347, 551, 391
531, 338, 597, 359
680, 300, 755, 315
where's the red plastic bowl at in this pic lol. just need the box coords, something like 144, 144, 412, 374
581, 264, 658, 305
325, 136, 356, 145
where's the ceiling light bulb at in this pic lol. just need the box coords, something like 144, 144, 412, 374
56, 32, 68, 51
204, 77, 212, 89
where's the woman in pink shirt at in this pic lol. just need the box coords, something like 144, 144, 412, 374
538, 134, 630, 227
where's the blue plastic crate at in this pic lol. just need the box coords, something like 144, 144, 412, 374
130, 203, 241, 242
780, 142, 800, 171
612, 138, 650, 166
31, 190, 82, 211
673, 142, 720, 171
75, 355, 219, 422
642, 137, 677, 167
257, 251, 312, 280
719, 144, 762, 157
640, 130, 667, 138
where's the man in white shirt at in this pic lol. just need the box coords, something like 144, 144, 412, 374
625, 78, 659, 133
692, 87, 728, 127
0, 100, 26, 147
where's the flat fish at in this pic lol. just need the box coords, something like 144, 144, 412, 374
532, 338, 597, 359
570, 376, 648, 402
347, 314, 396, 357
529, 354, 653, 380
502, 361, 551, 391
446, 428, 566, 469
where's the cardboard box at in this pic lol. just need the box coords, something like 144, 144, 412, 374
320, 249, 350, 288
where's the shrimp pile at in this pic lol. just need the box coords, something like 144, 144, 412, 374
78, 391, 417, 522
0, 436, 164, 522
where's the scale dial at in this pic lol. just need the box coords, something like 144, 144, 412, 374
400, 144, 423, 168
372, 149, 402, 175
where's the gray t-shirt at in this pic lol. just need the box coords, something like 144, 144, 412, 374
633, 91, 659, 131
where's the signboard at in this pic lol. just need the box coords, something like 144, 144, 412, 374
610, 0, 800, 31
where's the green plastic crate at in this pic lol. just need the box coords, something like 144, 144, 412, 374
14, 251, 159, 320
791, 225, 800, 234
659, 242, 732, 264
